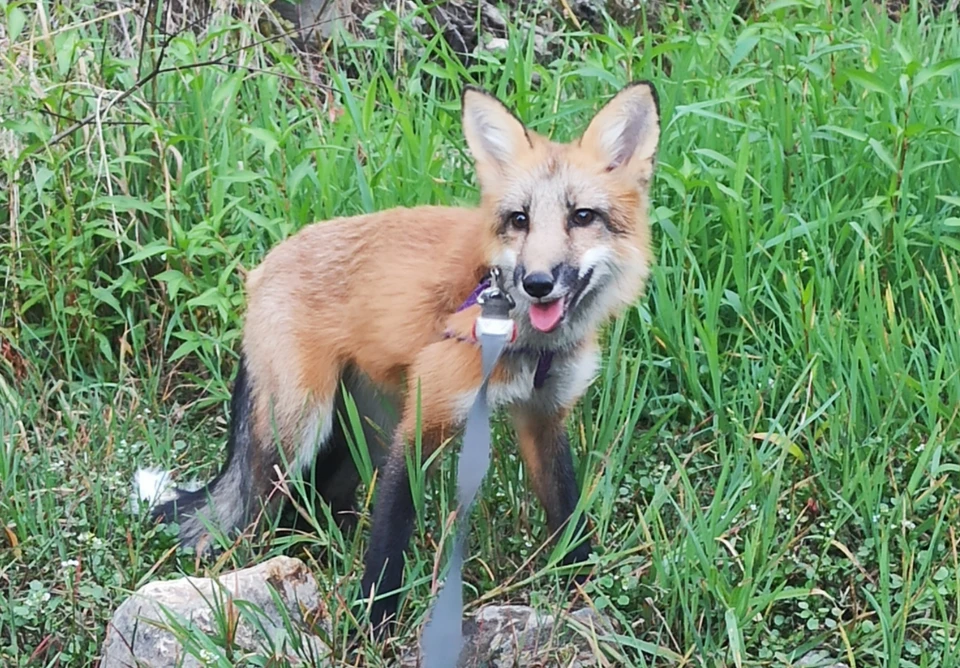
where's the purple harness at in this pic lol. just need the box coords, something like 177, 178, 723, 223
449, 275, 554, 390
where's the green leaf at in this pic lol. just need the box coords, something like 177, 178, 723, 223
729, 34, 760, 70
764, 0, 816, 10
818, 124, 868, 142
844, 69, 891, 96
153, 269, 190, 301
868, 138, 898, 174
725, 608, 744, 668
211, 70, 244, 111
83, 195, 162, 219
186, 287, 224, 309
8, 6, 27, 42
287, 159, 315, 195
242, 127, 279, 160
168, 338, 200, 363
914, 57, 960, 87
90, 287, 123, 318
936, 195, 960, 208
120, 242, 176, 265
94, 331, 115, 364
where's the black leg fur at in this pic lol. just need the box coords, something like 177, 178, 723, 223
543, 429, 593, 576
514, 410, 593, 579
295, 368, 396, 535
286, 426, 361, 536
359, 449, 416, 636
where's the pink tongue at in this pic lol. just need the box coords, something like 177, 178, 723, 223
529, 300, 564, 332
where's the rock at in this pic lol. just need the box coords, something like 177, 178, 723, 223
100, 556, 331, 667
271, 0, 354, 44
101, 556, 612, 667
796, 649, 848, 668
479, 36, 511, 53
454, 604, 615, 667
480, 1, 507, 33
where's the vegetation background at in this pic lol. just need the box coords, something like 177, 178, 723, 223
2, 0, 959, 665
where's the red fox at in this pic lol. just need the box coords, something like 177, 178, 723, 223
139, 81, 660, 634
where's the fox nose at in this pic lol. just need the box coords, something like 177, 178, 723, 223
522, 272, 554, 299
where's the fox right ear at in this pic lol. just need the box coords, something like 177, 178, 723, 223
461, 86, 532, 172
580, 81, 660, 183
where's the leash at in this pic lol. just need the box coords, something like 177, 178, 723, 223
420, 267, 516, 668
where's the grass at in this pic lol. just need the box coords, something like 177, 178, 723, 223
2, 0, 960, 664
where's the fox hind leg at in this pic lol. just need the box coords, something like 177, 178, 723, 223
149, 355, 347, 552
291, 366, 399, 536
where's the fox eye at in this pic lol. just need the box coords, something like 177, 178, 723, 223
571, 208, 598, 227
507, 211, 529, 231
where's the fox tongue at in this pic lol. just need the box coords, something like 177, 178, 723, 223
529, 299, 564, 332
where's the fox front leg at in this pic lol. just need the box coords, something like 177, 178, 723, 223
360, 337, 486, 636
511, 405, 593, 580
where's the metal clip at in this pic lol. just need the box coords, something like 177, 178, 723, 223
474, 267, 516, 340
476, 267, 515, 319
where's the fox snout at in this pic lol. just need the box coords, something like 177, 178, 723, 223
508, 262, 594, 333
521, 271, 555, 299
513, 264, 580, 301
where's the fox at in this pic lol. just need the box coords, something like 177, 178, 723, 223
140, 80, 661, 635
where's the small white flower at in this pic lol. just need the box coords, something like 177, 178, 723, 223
61, 559, 79, 570
915, 442, 926, 453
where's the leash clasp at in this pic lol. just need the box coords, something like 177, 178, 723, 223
474, 267, 516, 341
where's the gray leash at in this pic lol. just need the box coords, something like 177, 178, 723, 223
421, 269, 516, 668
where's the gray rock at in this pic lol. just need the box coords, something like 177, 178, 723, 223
480, 37, 511, 53
101, 556, 613, 667
100, 556, 331, 667
796, 649, 848, 668
271, 0, 353, 43
480, 1, 507, 33
444, 604, 614, 667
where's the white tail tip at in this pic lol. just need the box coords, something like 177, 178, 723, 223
130, 467, 178, 514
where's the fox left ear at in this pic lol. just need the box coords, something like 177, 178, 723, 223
580, 81, 660, 182
462, 85, 533, 174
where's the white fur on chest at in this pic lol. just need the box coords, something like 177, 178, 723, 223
453, 347, 600, 420
549, 348, 601, 409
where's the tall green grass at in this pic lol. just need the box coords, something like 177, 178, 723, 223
2, 0, 959, 665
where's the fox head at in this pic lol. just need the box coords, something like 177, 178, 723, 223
462, 82, 660, 350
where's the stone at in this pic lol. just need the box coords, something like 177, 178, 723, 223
410, 604, 615, 667
796, 649, 849, 668
480, 37, 511, 53
99, 556, 331, 667
101, 556, 613, 667
480, 1, 507, 33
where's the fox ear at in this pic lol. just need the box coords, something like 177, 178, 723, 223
580, 81, 660, 181
462, 86, 532, 171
